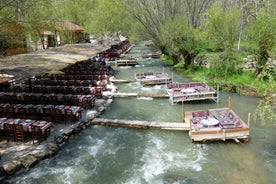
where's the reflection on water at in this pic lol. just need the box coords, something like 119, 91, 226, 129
4, 42, 276, 184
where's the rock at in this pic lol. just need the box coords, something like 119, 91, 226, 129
54, 136, 64, 144
2, 160, 22, 175
31, 150, 49, 160
105, 99, 113, 106
62, 135, 70, 142
0, 166, 7, 180
63, 127, 75, 136
95, 99, 106, 106
46, 143, 59, 152
97, 106, 106, 114
20, 154, 38, 169
86, 110, 98, 119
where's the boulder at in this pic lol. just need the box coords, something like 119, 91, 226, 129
2, 160, 22, 175
0, 166, 7, 180
20, 154, 38, 169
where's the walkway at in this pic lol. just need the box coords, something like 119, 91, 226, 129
91, 118, 190, 131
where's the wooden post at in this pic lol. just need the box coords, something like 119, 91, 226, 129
182, 101, 185, 122
189, 118, 192, 132
228, 96, 231, 112
247, 113, 251, 128
217, 84, 219, 104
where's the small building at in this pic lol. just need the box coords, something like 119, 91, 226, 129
0, 21, 86, 55
33, 20, 86, 50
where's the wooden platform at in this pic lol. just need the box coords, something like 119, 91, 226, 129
91, 118, 190, 130
135, 72, 172, 85
142, 52, 161, 58
115, 57, 138, 66
166, 82, 219, 104
184, 107, 250, 143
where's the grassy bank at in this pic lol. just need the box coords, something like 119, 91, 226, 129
173, 66, 272, 98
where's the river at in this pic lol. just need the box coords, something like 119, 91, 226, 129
4, 42, 276, 184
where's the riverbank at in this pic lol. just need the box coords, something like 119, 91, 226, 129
0, 36, 121, 180
0, 40, 274, 181
173, 64, 275, 103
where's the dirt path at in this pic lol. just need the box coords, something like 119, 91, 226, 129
0, 42, 113, 82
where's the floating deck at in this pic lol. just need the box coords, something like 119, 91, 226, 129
91, 118, 190, 131
115, 57, 138, 66
184, 107, 250, 143
135, 72, 172, 85
166, 82, 219, 104
141, 52, 161, 58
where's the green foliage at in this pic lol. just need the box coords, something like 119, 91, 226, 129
201, 2, 241, 50
248, 8, 276, 78
254, 75, 276, 125
87, 0, 132, 35
208, 50, 242, 79
161, 54, 178, 66
197, 2, 244, 81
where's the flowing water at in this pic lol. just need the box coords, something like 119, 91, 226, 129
4, 42, 276, 184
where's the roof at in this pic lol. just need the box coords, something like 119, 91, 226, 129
56, 21, 84, 32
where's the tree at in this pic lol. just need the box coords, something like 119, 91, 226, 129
124, 0, 213, 69
200, 2, 242, 78
182, 0, 215, 28
248, 8, 276, 78
159, 16, 199, 68
201, 2, 241, 50
255, 75, 276, 125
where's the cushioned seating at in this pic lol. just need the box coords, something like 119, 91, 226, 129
192, 110, 209, 118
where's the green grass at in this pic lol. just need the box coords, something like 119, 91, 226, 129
176, 66, 271, 96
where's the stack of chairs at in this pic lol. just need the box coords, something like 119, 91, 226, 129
4, 123, 15, 142
13, 123, 25, 142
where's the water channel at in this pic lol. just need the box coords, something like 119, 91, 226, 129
4, 42, 276, 184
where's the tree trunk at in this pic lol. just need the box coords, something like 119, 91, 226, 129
180, 49, 197, 69
254, 47, 269, 78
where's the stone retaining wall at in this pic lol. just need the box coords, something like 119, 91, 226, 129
0, 96, 113, 181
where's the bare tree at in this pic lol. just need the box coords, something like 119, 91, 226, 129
182, 0, 214, 28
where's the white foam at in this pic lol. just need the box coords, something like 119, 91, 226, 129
132, 133, 207, 183
119, 66, 132, 69
88, 138, 105, 157
154, 85, 162, 90
136, 97, 153, 100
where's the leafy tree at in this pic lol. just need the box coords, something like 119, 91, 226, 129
22, 0, 54, 49
52, 0, 96, 32
201, 2, 241, 50
254, 75, 276, 125
124, 0, 212, 69
200, 2, 242, 78
89, 0, 132, 35
159, 16, 199, 68
248, 8, 276, 78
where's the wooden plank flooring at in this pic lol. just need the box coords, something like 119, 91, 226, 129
91, 118, 190, 131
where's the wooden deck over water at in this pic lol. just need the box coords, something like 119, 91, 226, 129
184, 107, 250, 143
166, 82, 219, 104
91, 118, 190, 131
115, 58, 138, 66
135, 72, 172, 85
